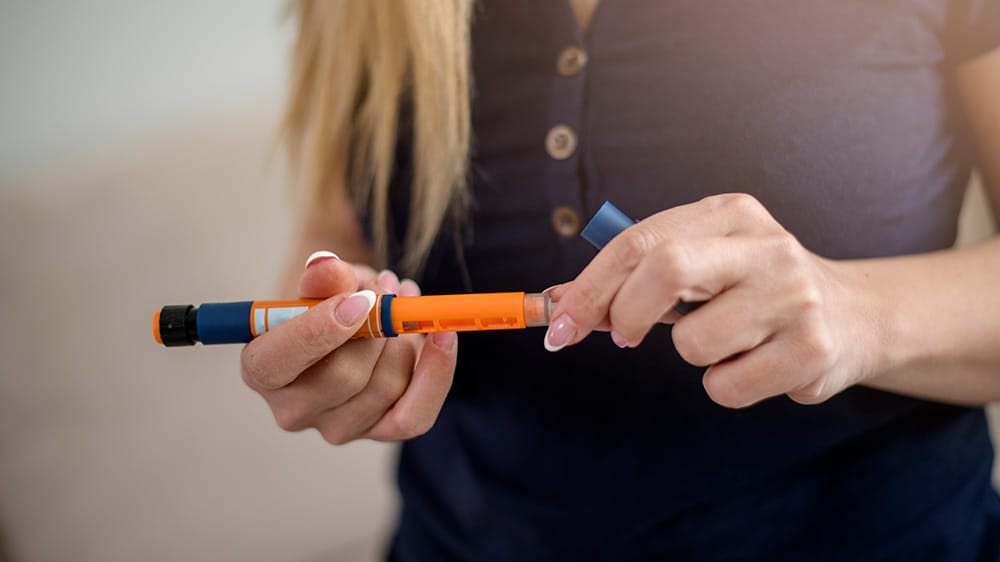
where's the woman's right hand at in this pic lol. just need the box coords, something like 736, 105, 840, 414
239, 252, 459, 445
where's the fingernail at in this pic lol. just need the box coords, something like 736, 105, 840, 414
431, 331, 457, 351
610, 330, 629, 349
376, 270, 401, 292
335, 290, 376, 326
399, 279, 421, 296
305, 250, 340, 269
544, 315, 577, 352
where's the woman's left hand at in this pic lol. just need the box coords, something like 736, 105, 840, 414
545, 193, 886, 408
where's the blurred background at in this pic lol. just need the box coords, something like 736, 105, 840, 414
0, 1, 397, 561
0, 2, 997, 562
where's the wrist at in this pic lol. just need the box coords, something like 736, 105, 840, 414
831, 258, 914, 385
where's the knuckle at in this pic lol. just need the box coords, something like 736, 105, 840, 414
769, 232, 802, 262
240, 345, 273, 389
799, 322, 836, 369
702, 193, 732, 210
339, 367, 371, 399
319, 348, 381, 404
722, 193, 764, 215
615, 228, 656, 270
369, 372, 408, 406
765, 236, 811, 279
796, 286, 824, 315
653, 241, 694, 288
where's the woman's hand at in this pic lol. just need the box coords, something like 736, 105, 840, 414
240, 252, 458, 444
546, 194, 885, 408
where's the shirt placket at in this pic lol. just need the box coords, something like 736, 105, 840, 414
542, 8, 591, 246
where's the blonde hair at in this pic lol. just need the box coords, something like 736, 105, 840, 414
284, 0, 473, 276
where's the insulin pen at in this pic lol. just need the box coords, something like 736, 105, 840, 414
153, 292, 553, 346
152, 201, 702, 346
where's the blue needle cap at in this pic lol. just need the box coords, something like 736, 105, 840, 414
580, 200, 704, 315
580, 200, 638, 250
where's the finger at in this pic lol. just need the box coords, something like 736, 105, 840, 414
543, 282, 570, 301
264, 336, 386, 431
376, 270, 402, 294
701, 337, 819, 409
399, 278, 421, 297
352, 263, 379, 290
365, 331, 458, 441
547, 194, 778, 351
311, 336, 419, 444
609, 236, 760, 347
544, 283, 612, 332
625, 194, 780, 241
299, 252, 361, 298
241, 290, 377, 391
669, 286, 775, 366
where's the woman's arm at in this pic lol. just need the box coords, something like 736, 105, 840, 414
859, 45, 1000, 404
547, 47, 1000, 408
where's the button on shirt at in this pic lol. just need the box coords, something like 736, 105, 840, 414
386, 1, 1000, 560
556, 45, 588, 76
550, 205, 582, 238
545, 124, 577, 160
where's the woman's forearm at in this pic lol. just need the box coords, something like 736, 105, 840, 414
849, 236, 1000, 405
869, 46, 1000, 403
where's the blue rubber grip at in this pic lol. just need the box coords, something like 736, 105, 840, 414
582, 201, 705, 315
380, 294, 397, 337
197, 301, 254, 344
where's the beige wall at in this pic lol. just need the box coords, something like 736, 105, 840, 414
0, 108, 397, 562
0, 0, 289, 183
958, 174, 998, 245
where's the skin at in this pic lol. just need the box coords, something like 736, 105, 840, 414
549, 45, 1000, 408
240, 45, 1000, 444
241, 254, 459, 444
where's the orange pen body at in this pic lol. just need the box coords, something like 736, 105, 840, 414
155, 292, 553, 346
389, 292, 528, 335
245, 292, 552, 340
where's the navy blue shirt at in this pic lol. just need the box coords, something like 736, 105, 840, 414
380, 1, 1000, 560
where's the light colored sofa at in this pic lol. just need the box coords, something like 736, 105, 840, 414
0, 106, 996, 562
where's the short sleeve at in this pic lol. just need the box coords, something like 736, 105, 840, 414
947, 0, 1000, 62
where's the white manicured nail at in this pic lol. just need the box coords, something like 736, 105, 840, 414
305, 250, 340, 269
335, 290, 376, 326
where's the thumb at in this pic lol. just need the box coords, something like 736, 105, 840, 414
299, 251, 361, 298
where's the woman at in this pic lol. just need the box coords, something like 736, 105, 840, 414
241, 1, 1000, 559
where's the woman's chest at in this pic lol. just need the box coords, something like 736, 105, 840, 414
419, 0, 966, 291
